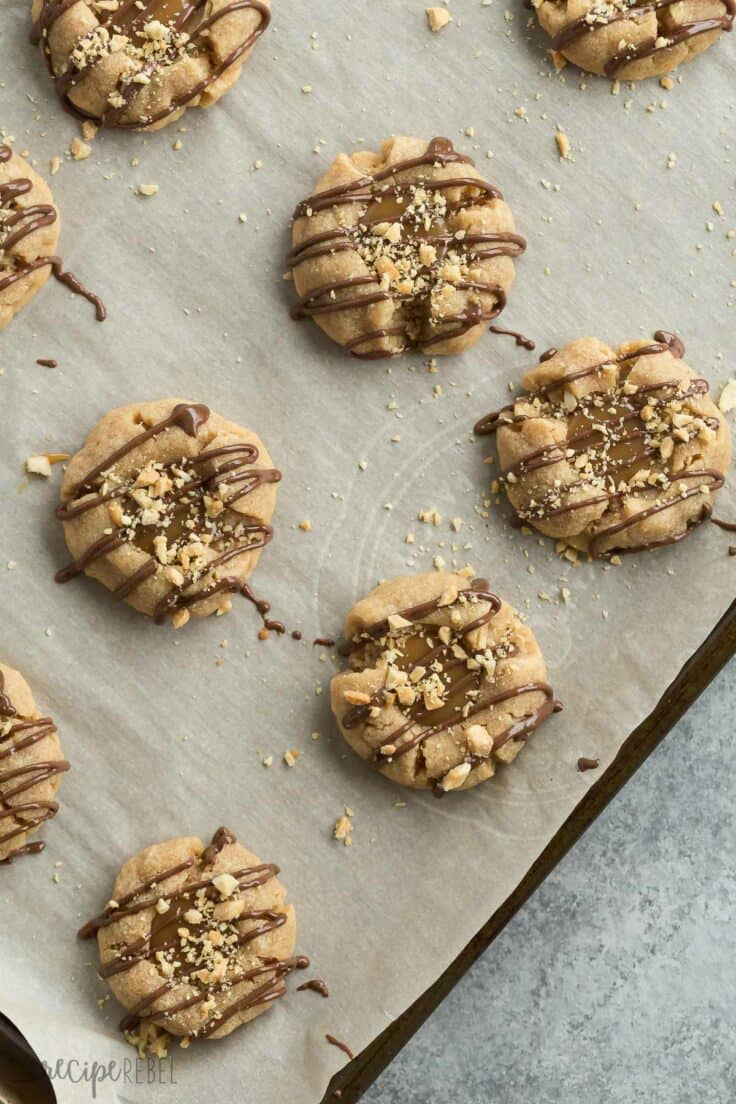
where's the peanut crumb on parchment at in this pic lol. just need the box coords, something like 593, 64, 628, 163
426, 6, 452, 31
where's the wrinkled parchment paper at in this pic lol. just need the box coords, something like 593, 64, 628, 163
1, 2, 734, 1101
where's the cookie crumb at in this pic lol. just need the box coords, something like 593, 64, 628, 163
171, 609, 190, 629
333, 813, 353, 846
555, 130, 571, 160
718, 379, 736, 413
137, 183, 159, 197
70, 137, 91, 161
124, 1023, 170, 1059
550, 49, 567, 71
26, 455, 52, 477
426, 6, 452, 31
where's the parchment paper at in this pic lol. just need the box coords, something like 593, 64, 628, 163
1, 2, 734, 1101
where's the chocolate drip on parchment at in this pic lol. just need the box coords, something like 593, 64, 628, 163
297, 978, 329, 998
0, 144, 105, 320
489, 324, 536, 350
288, 137, 527, 359
0, 671, 69, 864
325, 1034, 355, 1060
32, 0, 271, 130
551, 0, 734, 76
55, 402, 282, 626
342, 579, 560, 787
79, 827, 308, 1038
474, 332, 726, 558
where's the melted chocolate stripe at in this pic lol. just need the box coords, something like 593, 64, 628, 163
605, 15, 733, 74
588, 474, 722, 556
499, 407, 720, 481
100, 908, 287, 980
474, 333, 683, 438
122, 955, 309, 1034
66, 402, 210, 497
80, 858, 279, 937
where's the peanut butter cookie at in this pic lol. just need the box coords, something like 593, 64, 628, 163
78, 827, 308, 1046
0, 143, 104, 329
288, 136, 526, 360
330, 572, 560, 793
536, 0, 734, 80
475, 331, 732, 558
56, 399, 280, 627
31, 0, 271, 131
0, 663, 69, 864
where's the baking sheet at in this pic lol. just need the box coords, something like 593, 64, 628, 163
1, 1, 735, 1101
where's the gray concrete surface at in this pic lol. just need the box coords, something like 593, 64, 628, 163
364, 660, 735, 1104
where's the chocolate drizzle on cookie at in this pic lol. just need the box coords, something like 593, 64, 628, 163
549, 0, 734, 77
79, 827, 308, 1039
32, 0, 271, 129
0, 144, 106, 320
55, 402, 281, 625
0, 671, 69, 863
474, 331, 727, 558
288, 137, 526, 359
341, 579, 560, 791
